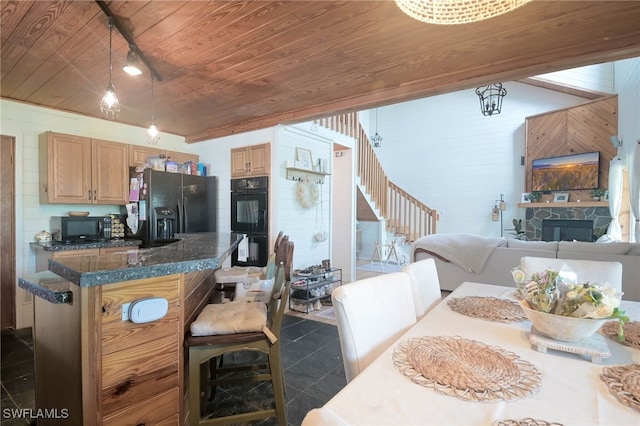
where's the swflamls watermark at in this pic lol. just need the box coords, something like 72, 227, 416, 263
2, 408, 70, 419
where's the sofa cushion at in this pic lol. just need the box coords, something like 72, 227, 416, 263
557, 241, 633, 255
626, 245, 640, 255
507, 240, 558, 251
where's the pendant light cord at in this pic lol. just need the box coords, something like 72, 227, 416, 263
108, 17, 113, 84
150, 75, 155, 123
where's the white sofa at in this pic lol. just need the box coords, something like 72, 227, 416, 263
411, 235, 640, 301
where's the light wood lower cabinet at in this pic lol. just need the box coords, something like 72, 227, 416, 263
103, 387, 180, 426
36, 247, 138, 272
90, 275, 182, 424
31, 269, 221, 425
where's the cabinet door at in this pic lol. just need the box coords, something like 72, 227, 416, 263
248, 143, 270, 176
165, 150, 199, 165
100, 275, 181, 417
103, 387, 180, 426
129, 145, 164, 167
91, 139, 129, 204
39, 132, 92, 204
231, 147, 250, 177
36, 248, 101, 272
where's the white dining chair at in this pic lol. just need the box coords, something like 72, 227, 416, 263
332, 272, 417, 383
520, 256, 623, 293
402, 258, 442, 318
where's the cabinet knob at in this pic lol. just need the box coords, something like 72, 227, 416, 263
93, 190, 97, 200
88, 190, 92, 201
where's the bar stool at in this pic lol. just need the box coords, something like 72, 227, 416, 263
185, 237, 293, 425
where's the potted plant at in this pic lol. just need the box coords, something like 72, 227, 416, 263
506, 218, 527, 240
591, 188, 606, 201
526, 192, 541, 202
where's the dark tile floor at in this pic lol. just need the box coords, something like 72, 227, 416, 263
1, 314, 344, 426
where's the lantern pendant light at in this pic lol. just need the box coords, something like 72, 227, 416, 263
371, 108, 383, 148
146, 76, 160, 145
100, 17, 120, 120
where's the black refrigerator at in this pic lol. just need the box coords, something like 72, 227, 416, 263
124, 168, 217, 248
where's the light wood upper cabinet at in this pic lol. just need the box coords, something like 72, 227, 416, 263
39, 133, 92, 204
129, 145, 164, 167
129, 145, 199, 167
39, 132, 129, 205
92, 139, 130, 204
165, 150, 198, 165
231, 143, 270, 177
39, 132, 129, 204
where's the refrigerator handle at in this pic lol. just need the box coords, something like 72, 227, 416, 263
183, 197, 188, 233
177, 197, 184, 234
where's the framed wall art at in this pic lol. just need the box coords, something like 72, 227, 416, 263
295, 148, 313, 170
553, 192, 569, 202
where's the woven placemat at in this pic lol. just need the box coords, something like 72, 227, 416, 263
392, 335, 541, 402
447, 296, 527, 323
601, 321, 640, 349
600, 364, 640, 412
495, 419, 563, 426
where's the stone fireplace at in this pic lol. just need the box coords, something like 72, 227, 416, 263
524, 206, 611, 241
541, 219, 594, 242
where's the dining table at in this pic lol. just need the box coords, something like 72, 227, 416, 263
302, 281, 640, 425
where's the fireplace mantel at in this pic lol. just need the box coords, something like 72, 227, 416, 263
517, 201, 608, 208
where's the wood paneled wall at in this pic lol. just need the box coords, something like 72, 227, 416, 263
524, 96, 618, 202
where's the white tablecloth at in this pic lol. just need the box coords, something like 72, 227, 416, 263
305, 282, 640, 425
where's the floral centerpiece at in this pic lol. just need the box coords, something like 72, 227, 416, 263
511, 266, 629, 341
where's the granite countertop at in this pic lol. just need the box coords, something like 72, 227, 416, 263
20, 233, 243, 298
30, 239, 142, 251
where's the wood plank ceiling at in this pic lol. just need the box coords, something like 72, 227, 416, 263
2, 1, 640, 143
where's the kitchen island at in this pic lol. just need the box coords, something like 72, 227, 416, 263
18, 232, 243, 425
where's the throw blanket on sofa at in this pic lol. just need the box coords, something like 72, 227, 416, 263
411, 234, 506, 273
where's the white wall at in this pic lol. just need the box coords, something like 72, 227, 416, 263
0, 99, 189, 328
537, 63, 615, 93
367, 82, 586, 236
188, 126, 276, 259
614, 57, 640, 240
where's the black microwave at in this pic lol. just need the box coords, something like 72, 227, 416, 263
50, 216, 112, 243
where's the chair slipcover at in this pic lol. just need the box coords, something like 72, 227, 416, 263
402, 258, 442, 318
332, 272, 417, 383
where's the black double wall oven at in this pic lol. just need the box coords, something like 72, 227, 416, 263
231, 176, 268, 266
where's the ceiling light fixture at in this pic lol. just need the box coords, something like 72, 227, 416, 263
123, 46, 143, 76
371, 108, 383, 148
95, 1, 163, 82
100, 17, 120, 120
394, 0, 531, 25
146, 76, 160, 145
476, 83, 507, 116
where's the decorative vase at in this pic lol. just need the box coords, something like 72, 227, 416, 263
519, 300, 607, 342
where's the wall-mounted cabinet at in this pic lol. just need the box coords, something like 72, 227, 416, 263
129, 145, 199, 167
231, 143, 270, 177
39, 132, 129, 205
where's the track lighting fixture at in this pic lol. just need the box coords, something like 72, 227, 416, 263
123, 47, 143, 76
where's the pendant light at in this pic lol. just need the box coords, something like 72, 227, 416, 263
476, 83, 507, 116
146, 76, 160, 145
371, 108, 383, 148
100, 17, 120, 120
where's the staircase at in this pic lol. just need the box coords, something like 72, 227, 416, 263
314, 112, 438, 243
